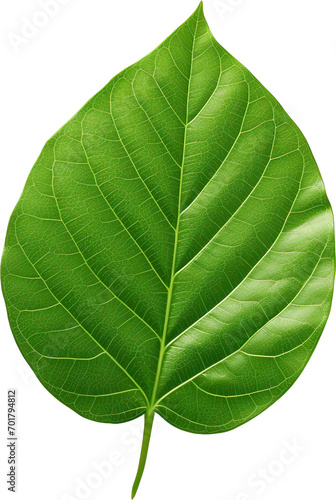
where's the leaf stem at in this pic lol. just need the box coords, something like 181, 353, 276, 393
131, 410, 155, 498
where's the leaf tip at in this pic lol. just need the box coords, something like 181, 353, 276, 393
193, 1, 206, 24
197, 1, 204, 14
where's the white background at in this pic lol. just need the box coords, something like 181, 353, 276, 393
0, 0, 335, 499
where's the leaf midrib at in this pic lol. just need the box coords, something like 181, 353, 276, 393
149, 10, 200, 411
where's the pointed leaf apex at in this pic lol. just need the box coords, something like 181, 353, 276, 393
197, 1, 204, 15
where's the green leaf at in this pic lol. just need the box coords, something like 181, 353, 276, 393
1, 2, 335, 497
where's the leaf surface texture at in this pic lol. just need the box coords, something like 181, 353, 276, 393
1, 4, 334, 439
